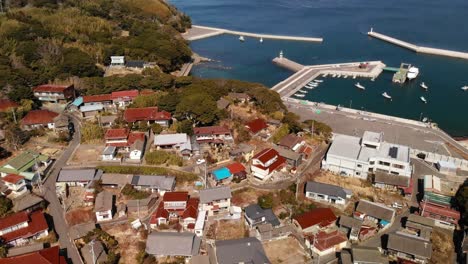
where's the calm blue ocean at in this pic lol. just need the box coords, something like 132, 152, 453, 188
170, 0, 468, 136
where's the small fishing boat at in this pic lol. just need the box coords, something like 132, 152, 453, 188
407, 66, 419, 80
420, 96, 427, 103
461, 86, 468, 91
344, 75, 348, 79
314, 79, 324, 83
355, 82, 365, 90
337, 74, 341, 78
332, 74, 337, 78
309, 82, 319, 86
239, 36, 245, 42
298, 89, 307, 93
420, 82, 428, 90
294, 93, 305, 97
371, 77, 376, 82
259, 37, 263, 43
382, 92, 392, 99
353, 75, 356, 79
308, 81, 316, 85
323, 73, 328, 77
305, 86, 315, 90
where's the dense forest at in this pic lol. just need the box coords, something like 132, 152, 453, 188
0, 0, 192, 101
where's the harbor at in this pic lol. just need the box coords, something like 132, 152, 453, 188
183, 25, 323, 42
368, 29, 468, 60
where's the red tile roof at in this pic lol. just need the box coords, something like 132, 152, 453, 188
123, 107, 171, 122
151, 203, 169, 223
82, 94, 112, 103
33, 84, 73, 93
226, 162, 246, 174
106, 132, 145, 148
307, 230, 347, 252
163, 192, 189, 202
0, 211, 49, 243
193, 126, 231, 135
2, 174, 24, 184
105, 128, 129, 140
0, 211, 29, 231
182, 205, 198, 219
0, 245, 66, 264
245, 118, 268, 134
294, 208, 337, 230
420, 201, 460, 220
252, 155, 286, 173
253, 148, 279, 164
0, 99, 19, 111
111, 90, 139, 101
21, 110, 59, 125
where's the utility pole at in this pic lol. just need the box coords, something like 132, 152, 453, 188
90, 239, 96, 264
11, 108, 17, 124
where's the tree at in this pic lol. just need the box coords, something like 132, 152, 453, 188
257, 193, 274, 209
61, 48, 102, 77
175, 93, 218, 125
151, 123, 163, 134
80, 122, 104, 143
176, 120, 193, 135
0, 197, 13, 217
282, 112, 302, 133
455, 181, 468, 225
303, 119, 332, 140
157, 93, 180, 113
4, 124, 30, 150
271, 124, 289, 144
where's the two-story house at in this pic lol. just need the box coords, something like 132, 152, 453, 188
20, 110, 60, 130
32, 84, 75, 103
245, 118, 268, 135
150, 192, 199, 230
94, 191, 114, 222
1, 174, 28, 196
293, 208, 337, 233
305, 230, 348, 257
305, 181, 352, 205
244, 204, 280, 228
250, 148, 286, 180
199, 186, 231, 216
80, 94, 113, 117
277, 134, 305, 152
0, 150, 51, 182
193, 126, 233, 144
354, 200, 395, 228
387, 232, 432, 263
0, 210, 49, 246
123, 107, 171, 127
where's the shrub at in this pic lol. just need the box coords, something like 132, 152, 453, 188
145, 150, 183, 166
257, 193, 274, 209
121, 184, 150, 200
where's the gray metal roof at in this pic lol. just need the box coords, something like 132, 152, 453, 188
12, 193, 44, 212
374, 172, 410, 187
245, 204, 265, 221
407, 214, 435, 228
7, 243, 44, 257
69, 222, 96, 240
305, 181, 350, 199
356, 200, 395, 222
94, 191, 113, 212
338, 215, 363, 229
154, 133, 189, 146
127, 196, 156, 208
214, 237, 271, 264
264, 209, 280, 227
57, 169, 101, 182
81, 240, 108, 264
328, 134, 362, 160
217, 98, 230, 109
100, 173, 133, 186
387, 232, 432, 259
351, 246, 388, 264
272, 145, 301, 161
131, 175, 175, 190
199, 186, 232, 204
146, 232, 200, 257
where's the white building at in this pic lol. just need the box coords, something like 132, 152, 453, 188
250, 148, 286, 181
94, 191, 114, 222
322, 131, 412, 182
198, 186, 231, 216
305, 181, 352, 205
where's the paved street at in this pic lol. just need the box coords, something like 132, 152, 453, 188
42, 114, 82, 264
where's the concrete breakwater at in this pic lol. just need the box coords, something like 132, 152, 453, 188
183, 25, 323, 42
368, 30, 468, 60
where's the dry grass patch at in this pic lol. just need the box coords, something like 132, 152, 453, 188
102, 223, 147, 264
65, 207, 95, 226
263, 237, 310, 264
214, 220, 247, 240
231, 188, 270, 207
71, 144, 105, 164
430, 228, 454, 264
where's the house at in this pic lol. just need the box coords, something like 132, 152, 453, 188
255, 223, 292, 241
436, 160, 457, 175
305, 230, 348, 256
293, 208, 337, 233
0, 150, 50, 181
386, 232, 432, 263
194, 210, 207, 237
123, 107, 171, 126
56, 169, 102, 187
199, 186, 231, 216
405, 214, 434, 240
0, 99, 19, 112
211, 167, 232, 182
193, 126, 233, 144
245, 118, 268, 135
210, 237, 270, 264
20, 110, 59, 130
110, 56, 125, 67
101, 146, 117, 161
130, 175, 175, 194
94, 191, 114, 222
419, 200, 459, 229
277, 134, 305, 152
12, 193, 44, 213
32, 84, 75, 103
129, 139, 145, 160
228, 92, 251, 103
1, 174, 28, 196
0, 210, 49, 246
229, 143, 255, 161
82, 94, 113, 107
104, 129, 146, 153
273, 146, 302, 167
322, 132, 412, 184
349, 246, 389, 264
0, 246, 66, 264
100, 173, 133, 188
81, 240, 108, 264
305, 181, 352, 205
225, 162, 247, 182
111, 90, 138, 108
127, 196, 157, 214
149, 192, 199, 229
154, 133, 192, 153
354, 200, 395, 227
338, 215, 363, 241
104, 128, 130, 145
69, 223, 96, 241
99, 115, 117, 128
244, 204, 280, 228
217, 98, 230, 110
146, 232, 201, 259
250, 148, 286, 181
79, 104, 104, 118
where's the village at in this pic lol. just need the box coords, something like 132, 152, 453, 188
0, 71, 467, 264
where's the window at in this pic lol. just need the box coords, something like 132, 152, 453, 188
390, 171, 399, 175
356, 172, 361, 176
392, 164, 405, 169
357, 164, 362, 168
369, 161, 375, 165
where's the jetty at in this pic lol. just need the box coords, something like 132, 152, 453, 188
368, 28, 468, 60
183, 25, 323, 42
271, 56, 385, 98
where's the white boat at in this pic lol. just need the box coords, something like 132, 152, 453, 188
420, 96, 427, 103
382, 92, 392, 99
323, 73, 328, 77
461, 86, 468, 91
309, 82, 319, 86
294, 93, 305, 97
353, 75, 356, 79
371, 77, 376, 82
305, 86, 315, 90
337, 74, 341, 78
407, 66, 419, 80
420, 82, 428, 90
344, 75, 348, 79
332, 74, 337, 77
259, 37, 263, 43
355, 82, 365, 90
314, 79, 324, 83
298, 89, 307, 93
239, 36, 245, 42
308, 81, 316, 85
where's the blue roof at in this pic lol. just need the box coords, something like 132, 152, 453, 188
72, 97, 83, 107
380, 219, 390, 226
212, 167, 232, 181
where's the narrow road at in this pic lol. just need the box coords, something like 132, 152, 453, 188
42, 114, 83, 264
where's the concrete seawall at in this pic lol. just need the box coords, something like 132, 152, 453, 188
184, 25, 323, 42
272, 57, 305, 72
368, 30, 468, 60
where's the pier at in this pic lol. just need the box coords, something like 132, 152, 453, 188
183, 25, 323, 42
271, 58, 385, 98
368, 29, 468, 60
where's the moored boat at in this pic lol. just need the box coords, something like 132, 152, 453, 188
239, 36, 245, 42
382, 92, 392, 99
259, 37, 263, 43
294, 93, 305, 97
298, 89, 307, 93
420, 96, 427, 103
461, 86, 468, 91
420, 82, 428, 90
314, 79, 323, 83
355, 82, 365, 90
407, 66, 419, 80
